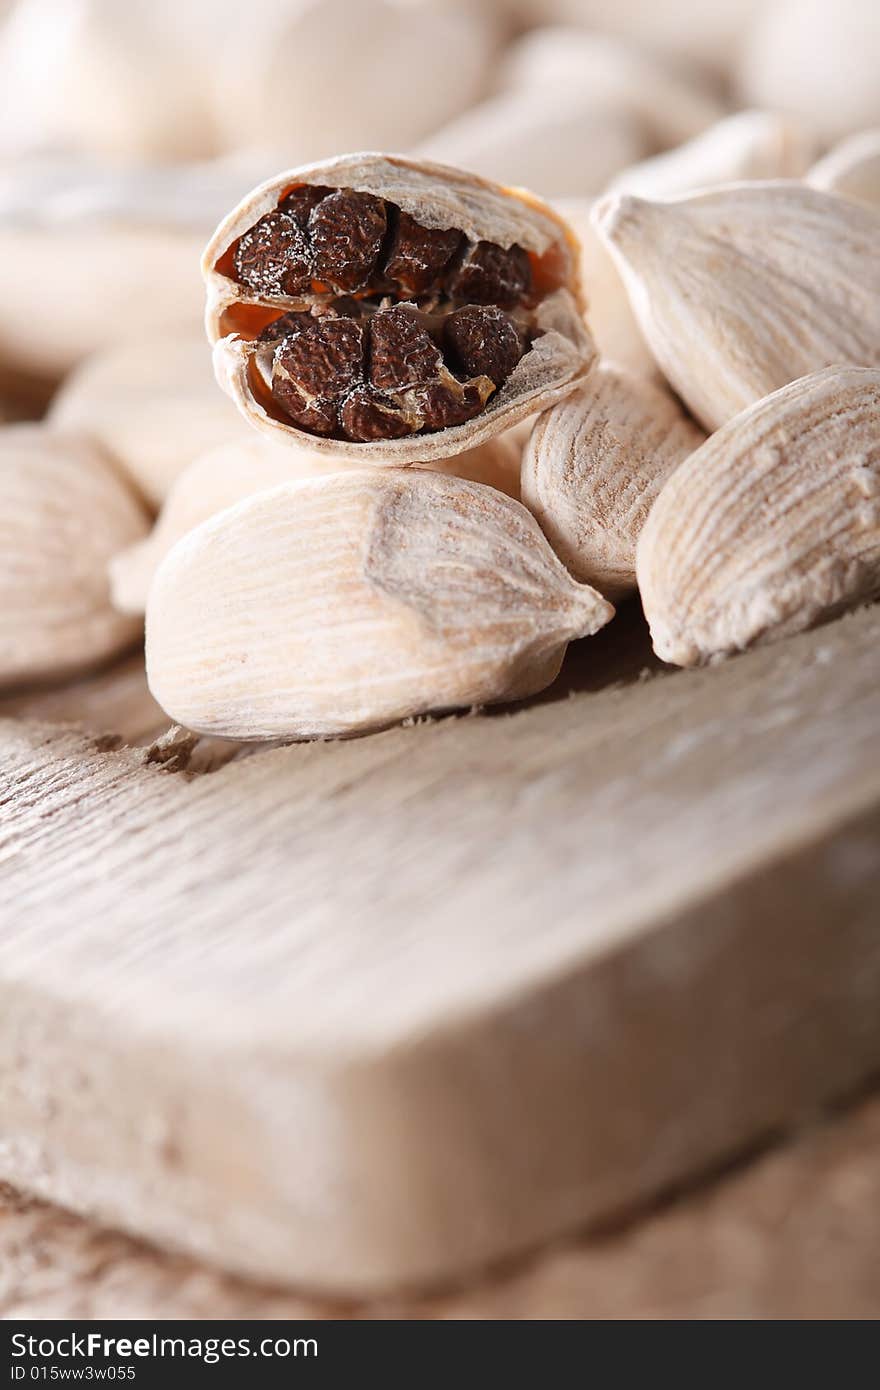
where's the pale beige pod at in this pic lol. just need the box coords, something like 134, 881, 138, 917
637, 366, 880, 667
0, 154, 269, 379
522, 364, 705, 599
593, 183, 880, 432
146, 470, 614, 740
554, 198, 657, 380
0, 0, 218, 162
415, 88, 647, 200
807, 130, 880, 209
49, 333, 256, 508
0, 226, 205, 382
203, 153, 596, 464
425, 430, 523, 501
211, 0, 499, 166
525, 0, 764, 76
608, 111, 816, 201
736, 0, 880, 145
0, 426, 148, 687
109, 438, 328, 617
111, 431, 522, 616
497, 26, 724, 149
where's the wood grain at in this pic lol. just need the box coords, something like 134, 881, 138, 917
2, 1091, 878, 1319
1, 604, 879, 1295
0, 650, 163, 746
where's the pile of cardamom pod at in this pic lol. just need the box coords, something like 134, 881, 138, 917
0, 1, 877, 741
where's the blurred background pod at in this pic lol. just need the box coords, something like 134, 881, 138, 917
0, 154, 272, 380
210, 0, 502, 168
737, 0, 880, 144
0, 0, 219, 161
521, 0, 765, 74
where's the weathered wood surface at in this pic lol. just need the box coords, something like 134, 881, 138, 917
0, 650, 164, 746
1, 603, 879, 1295
2, 1090, 878, 1319
0, 649, 253, 772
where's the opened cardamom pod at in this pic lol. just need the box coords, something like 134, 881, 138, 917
203, 154, 595, 463
111, 431, 523, 616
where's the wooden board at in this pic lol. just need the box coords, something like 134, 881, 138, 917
0, 650, 164, 747
2, 1089, 879, 1319
1, 603, 879, 1296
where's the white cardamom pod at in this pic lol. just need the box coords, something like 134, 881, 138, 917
205, 153, 595, 463
146, 470, 613, 740
498, 24, 725, 141
0, 153, 269, 379
111, 431, 523, 617
593, 182, 880, 431
736, 0, 880, 145
212, 0, 499, 169
608, 110, 816, 201
637, 366, 880, 666
0, 0, 217, 163
522, 363, 705, 599
554, 197, 657, 380
49, 333, 255, 507
531, 0, 763, 76
807, 129, 880, 209
109, 438, 318, 616
415, 88, 646, 201
0, 426, 148, 687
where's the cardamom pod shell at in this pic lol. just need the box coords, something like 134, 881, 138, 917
522, 364, 705, 598
146, 470, 613, 739
608, 110, 815, 200
0, 426, 147, 687
637, 366, 880, 665
593, 183, 880, 431
807, 129, 880, 209
112, 431, 523, 616
204, 153, 595, 463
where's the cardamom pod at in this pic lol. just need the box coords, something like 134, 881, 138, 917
146, 470, 613, 739
522, 363, 705, 598
593, 183, 880, 431
204, 153, 595, 463
637, 366, 880, 665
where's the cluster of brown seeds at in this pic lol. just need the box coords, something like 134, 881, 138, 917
230, 186, 535, 441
